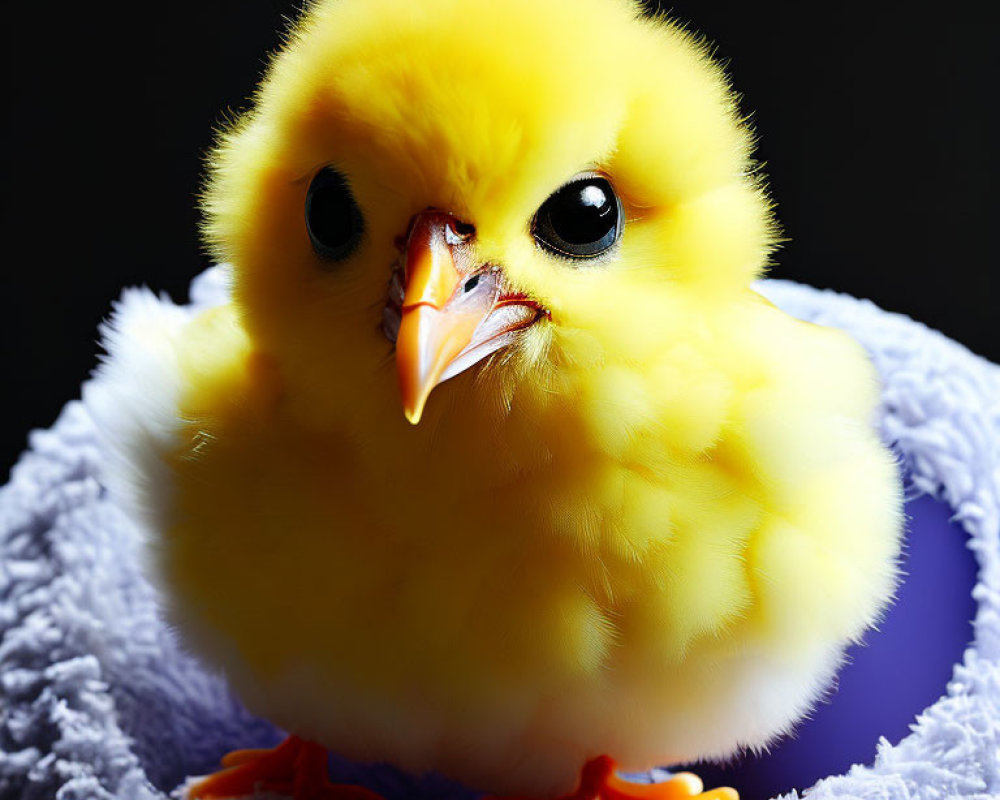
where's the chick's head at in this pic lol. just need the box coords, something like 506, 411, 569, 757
202, 0, 775, 457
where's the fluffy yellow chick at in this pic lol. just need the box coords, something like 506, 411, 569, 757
87, 0, 903, 798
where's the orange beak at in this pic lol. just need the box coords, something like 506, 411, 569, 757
396, 211, 488, 425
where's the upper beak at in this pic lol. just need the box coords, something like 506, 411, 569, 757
395, 210, 489, 425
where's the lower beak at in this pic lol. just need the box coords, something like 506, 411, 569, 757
396, 211, 492, 425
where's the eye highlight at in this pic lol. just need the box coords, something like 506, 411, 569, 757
532, 174, 623, 260
305, 167, 365, 263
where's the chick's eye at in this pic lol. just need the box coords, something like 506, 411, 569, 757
532, 175, 623, 259
305, 167, 365, 262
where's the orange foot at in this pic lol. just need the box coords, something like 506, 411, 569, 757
186, 735, 383, 800
485, 756, 738, 800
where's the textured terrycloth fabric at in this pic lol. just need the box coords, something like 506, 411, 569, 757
1, 268, 998, 800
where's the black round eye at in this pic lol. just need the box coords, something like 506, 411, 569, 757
305, 167, 364, 262
532, 175, 623, 259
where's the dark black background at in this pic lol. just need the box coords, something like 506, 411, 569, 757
1, 1, 996, 477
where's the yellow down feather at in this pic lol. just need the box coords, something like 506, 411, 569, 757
107, 0, 904, 794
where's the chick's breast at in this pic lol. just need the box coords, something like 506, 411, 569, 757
92, 0, 903, 796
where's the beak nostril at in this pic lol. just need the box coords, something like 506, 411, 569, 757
453, 220, 476, 238
399, 210, 475, 251
444, 219, 475, 246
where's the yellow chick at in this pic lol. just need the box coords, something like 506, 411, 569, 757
87, 0, 903, 798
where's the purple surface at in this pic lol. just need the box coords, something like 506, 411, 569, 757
689, 492, 979, 799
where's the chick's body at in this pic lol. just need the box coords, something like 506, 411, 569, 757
89, 0, 902, 796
